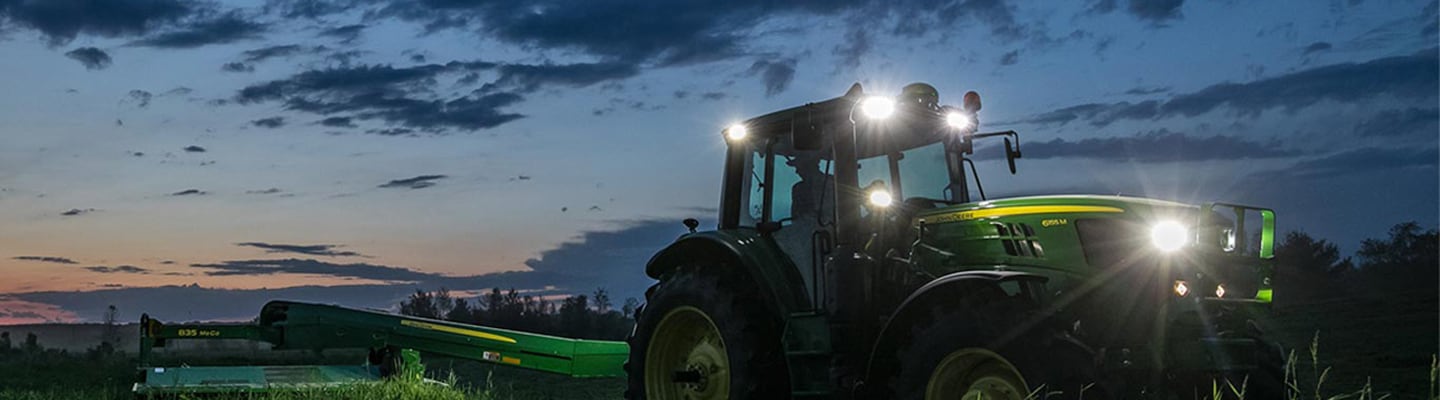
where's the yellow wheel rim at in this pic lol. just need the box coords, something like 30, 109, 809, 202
926, 348, 1028, 400
644, 306, 730, 400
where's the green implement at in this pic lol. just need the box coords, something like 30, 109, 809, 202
135, 300, 628, 394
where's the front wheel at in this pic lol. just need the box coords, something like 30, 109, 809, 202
624, 266, 787, 400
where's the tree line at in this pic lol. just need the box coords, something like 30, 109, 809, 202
1273, 221, 1438, 306
396, 287, 639, 341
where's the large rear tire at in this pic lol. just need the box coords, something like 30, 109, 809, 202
624, 266, 788, 400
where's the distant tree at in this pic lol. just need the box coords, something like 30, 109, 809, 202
445, 298, 474, 323
559, 295, 591, 337
22, 333, 40, 354
399, 290, 440, 319
1357, 222, 1439, 274
591, 288, 612, 313
622, 298, 640, 319
434, 288, 455, 318
1276, 231, 1352, 275
0, 332, 10, 354
101, 305, 122, 348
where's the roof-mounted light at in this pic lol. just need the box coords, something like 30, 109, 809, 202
725, 124, 748, 141
946, 112, 974, 130
860, 96, 896, 119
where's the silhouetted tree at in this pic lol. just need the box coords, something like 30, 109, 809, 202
399, 289, 440, 319
1356, 222, 1438, 289
22, 333, 40, 354
622, 298, 640, 319
1276, 231, 1353, 275
101, 305, 122, 348
559, 295, 591, 337
591, 288, 611, 313
445, 298, 475, 323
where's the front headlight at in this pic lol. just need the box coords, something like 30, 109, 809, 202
1150, 221, 1190, 252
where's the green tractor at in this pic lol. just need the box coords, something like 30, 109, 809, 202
625, 83, 1284, 400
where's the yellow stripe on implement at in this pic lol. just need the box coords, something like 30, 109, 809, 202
400, 320, 518, 344
925, 205, 1124, 223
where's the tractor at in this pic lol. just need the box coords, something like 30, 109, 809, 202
625, 83, 1285, 400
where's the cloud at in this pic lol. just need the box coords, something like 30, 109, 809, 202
1302, 41, 1332, 56
748, 59, 797, 97
221, 62, 253, 72
235, 242, 366, 257
169, 189, 207, 196
1012, 50, 1439, 127
250, 116, 285, 128
1351, 107, 1439, 137
481, 62, 640, 94
1013, 129, 1300, 162
1126, 0, 1184, 24
239, 44, 309, 63
318, 24, 365, 43
378, 174, 446, 189
63, 47, 112, 69
12, 256, 78, 265
1276, 147, 1439, 180
130, 11, 265, 48
999, 50, 1020, 66
191, 258, 435, 282
245, 188, 283, 194
832, 28, 872, 69
84, 265, 150, 274
319, 116, 356, 128
1123, 86, 1170, 95
700, 92, 728, 101
233, 61, 532, 132
128, 89, 153, 107
0, 0, 192, 46
60, 208, 95, 216
183, 145, 205, 152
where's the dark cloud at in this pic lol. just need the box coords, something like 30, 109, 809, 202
318, 24, 365, 43
233, 61, 532, 132
700, 92, 728, 101
13, 256, 78, 265
235, 242, 365, 257
1301, 41, 1332, 56
63, 47, 112, 70
239, 44, 308, 63
191, 258, 433, 281
998, 50, 1020, 66
128, 89, 153, 108
130, 12, 265, 48
378, 174, 446, 189
481, 62, 640, 94
748, 59, 797, 97
84, 265, 150, 274
221, 62, 254, 73
1013, 51, 1438, 127
1123, 86, 1169, 95
265, 0, 346, 19
169, 189, 207, 196
245, 188, 283, 194
0, 0, 192, 46
250, 116, 285, 128
1014, 129, 1300, 162
1273, 146, 1438, 180
183, 145, 205, 152
833, 28, 872, 69
319, 116, 356, 128
60, 208, 95, 216
1352, 107, 1439, 137
367, 128, 415, 136
1127, 0, 1183, 23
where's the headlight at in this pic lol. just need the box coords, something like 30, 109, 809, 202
1150, 221, 1190, 252
860, 96, 896, 119
1173, 280, 1189, 297
867, 189, 893, 207
945, 112, 973, 130
725, 124, 747, 141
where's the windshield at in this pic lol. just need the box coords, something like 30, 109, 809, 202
856, 141, 952, 205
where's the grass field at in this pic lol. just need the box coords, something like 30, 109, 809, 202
0, 290, 1432, 400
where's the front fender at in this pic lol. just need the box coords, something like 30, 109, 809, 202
864, 269, 1050, 383
645, 229, 812, 316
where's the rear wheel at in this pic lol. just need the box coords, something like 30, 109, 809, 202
624, 266, 787, 400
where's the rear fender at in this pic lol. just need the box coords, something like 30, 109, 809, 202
864, 269, 1050, 384
645, 229, 812, 316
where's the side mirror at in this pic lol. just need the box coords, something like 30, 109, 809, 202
1004, 137, 1021, 174
682, 218, 700, 233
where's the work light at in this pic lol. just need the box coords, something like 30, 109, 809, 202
860, 96, 896, 119
945, 112, 973, 130
725, 124, 747, 141
1150, 221, 1190, 252
867, 189, 893, 208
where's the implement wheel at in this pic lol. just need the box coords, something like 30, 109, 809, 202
625, 266, 786, 400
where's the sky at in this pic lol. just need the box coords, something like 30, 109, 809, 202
0, 0, 1435, 324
